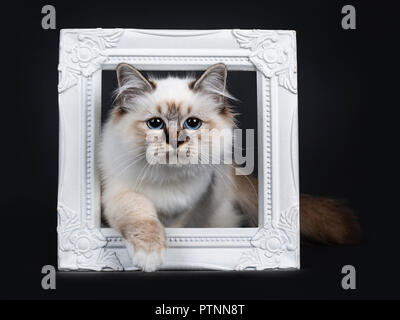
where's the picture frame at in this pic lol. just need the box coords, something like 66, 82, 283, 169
57, 28, 299, 271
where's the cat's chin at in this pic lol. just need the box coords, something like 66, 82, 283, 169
159, 162, 208, 169
166, 163, 183, 168
165, 162, 192, 168
147, 162, 213, 181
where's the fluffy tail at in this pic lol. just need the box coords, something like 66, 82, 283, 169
300, 194, 361, 244
233, 174, 361, 244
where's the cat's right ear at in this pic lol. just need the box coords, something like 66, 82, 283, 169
116, 64, 155, 102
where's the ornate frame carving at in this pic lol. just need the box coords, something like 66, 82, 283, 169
57, 29, 299, 271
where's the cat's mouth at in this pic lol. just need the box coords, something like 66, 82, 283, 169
145, 144, 203, 167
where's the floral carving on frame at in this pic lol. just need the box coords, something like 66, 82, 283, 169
58, 29, 124, 93
57, 205, 123, 271
232, 29, 297, 93
236, 205, 299, 270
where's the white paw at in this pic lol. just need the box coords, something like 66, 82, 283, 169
125, 240, 165, 272
132, 249, 165, 272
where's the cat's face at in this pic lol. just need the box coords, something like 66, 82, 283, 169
111, 63, 235, 167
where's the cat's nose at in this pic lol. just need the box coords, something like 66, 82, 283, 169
168, 130, 188, 149
167, 121, 188, 149
169, 135, 185, 149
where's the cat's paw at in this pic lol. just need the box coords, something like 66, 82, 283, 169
131, 248, 165, 272
123, 219, 166, 272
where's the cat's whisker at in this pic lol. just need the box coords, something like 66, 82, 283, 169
105, 154, 143, 177
105, 152, 147, 180
212, 165, 239, 192
222, 163, 258, 198
107, 146, 145, 162
134, 161, 151, 190
119, 154, 146, 176
105, 149, 145, 170
194, 150, 239, 191
102, 147, 147, 177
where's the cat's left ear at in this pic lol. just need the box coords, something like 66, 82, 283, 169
190, 63, 227, 97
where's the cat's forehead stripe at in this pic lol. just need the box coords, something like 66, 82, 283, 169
166, 100, 181, 114
164, 101, 194, 114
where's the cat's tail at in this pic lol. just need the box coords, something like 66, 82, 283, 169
299, 194, 361, 244
234, 174, 361, 244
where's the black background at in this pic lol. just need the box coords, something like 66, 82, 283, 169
2, 0, 399, 300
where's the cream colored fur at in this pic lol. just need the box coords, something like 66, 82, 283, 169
100, 64, 254, 271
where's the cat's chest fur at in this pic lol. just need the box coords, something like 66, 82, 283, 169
138, 169, 214, 223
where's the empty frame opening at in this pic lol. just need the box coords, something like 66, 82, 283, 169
100, 69, 258, 228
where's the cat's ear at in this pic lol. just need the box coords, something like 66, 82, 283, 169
190, 63, 227, 96
116, 63, 155, 100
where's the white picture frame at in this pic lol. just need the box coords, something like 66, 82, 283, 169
57, 28, 299, 271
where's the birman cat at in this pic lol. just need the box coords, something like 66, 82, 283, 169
100, 63, 361, 271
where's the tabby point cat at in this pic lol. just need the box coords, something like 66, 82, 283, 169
100, 63, 361, 271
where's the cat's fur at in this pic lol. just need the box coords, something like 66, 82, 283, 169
100, 63, 361, 272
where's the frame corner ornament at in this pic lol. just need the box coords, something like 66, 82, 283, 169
235, 204, 299, 270
58, 28, 124, 93
57, 205, 123, 271
232, 29, 297, 94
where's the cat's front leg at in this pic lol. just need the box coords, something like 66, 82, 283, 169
103, 188, 166, 272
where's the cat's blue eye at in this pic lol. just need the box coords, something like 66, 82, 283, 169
147, 118, 164, 130
184, 118, 202, 130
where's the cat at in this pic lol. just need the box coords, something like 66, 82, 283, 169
100, 63, 361, 271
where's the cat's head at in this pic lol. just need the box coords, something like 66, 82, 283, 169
111, 63, 235, 167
